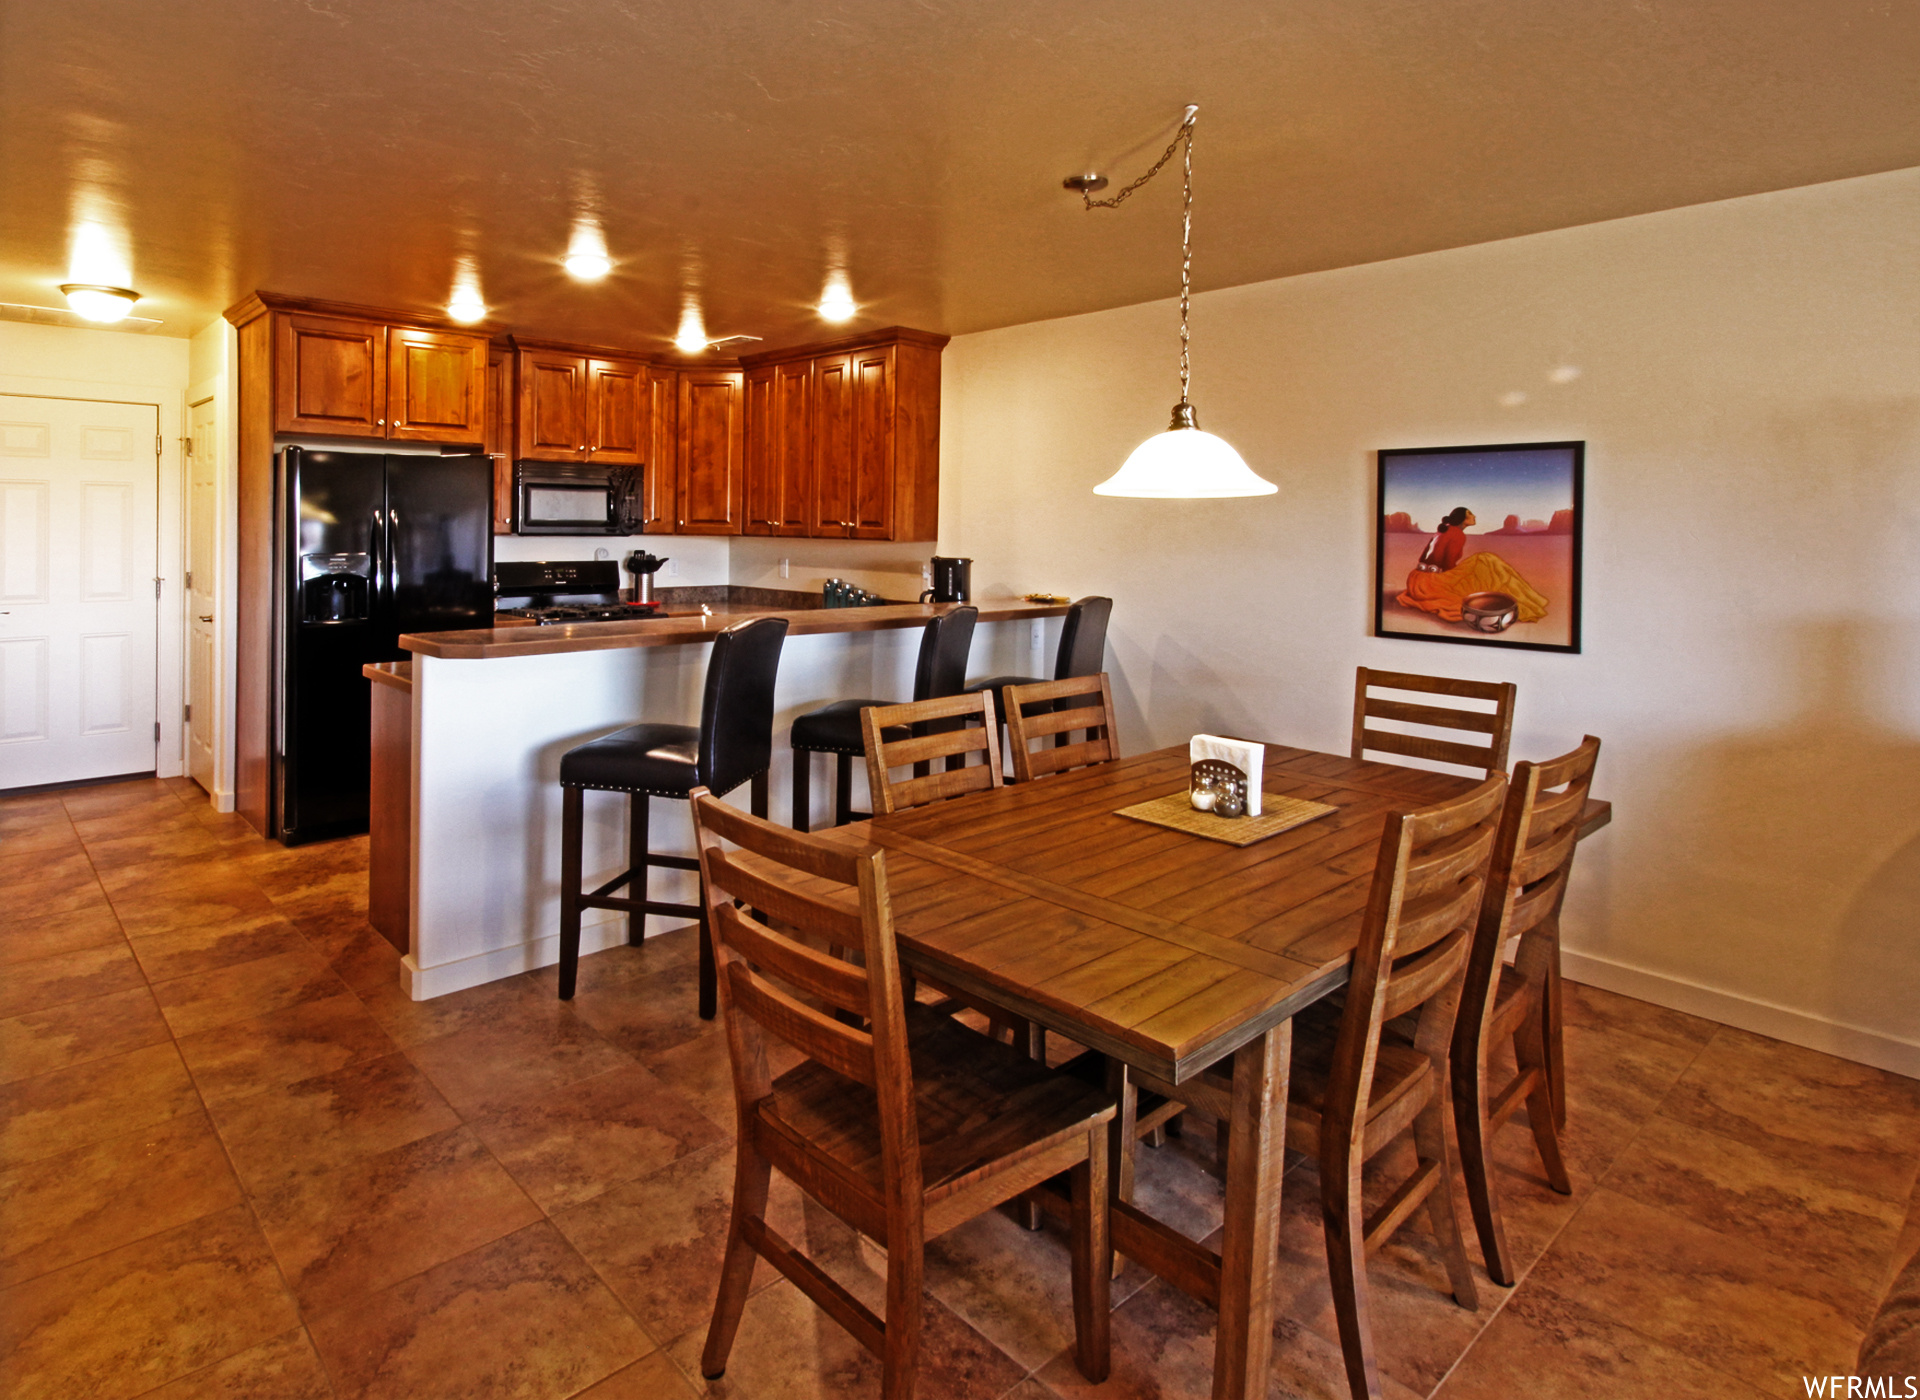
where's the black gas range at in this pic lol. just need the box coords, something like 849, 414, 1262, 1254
493, 561, 663, 626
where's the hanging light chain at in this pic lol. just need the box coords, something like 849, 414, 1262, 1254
1079, 106, 1200, 410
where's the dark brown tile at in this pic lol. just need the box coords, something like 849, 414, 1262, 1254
0, 866, 110, 929
1659, 1026, 1920, 1204
469, 1062, 725, 1210
0, 939, 144, 1018
0, 984, 170, 1084
175, 990, 398, 1104
150, 943, 348, 1037
1033, 1274, 1424, 1400
242, 836, 370, 901
1523, 1187, 1872, 1390
109, 868, 283, 938
1435, 1277, 1731, 1400
309, 918, 398, 977
648, 1020, 762, 1134
0, 845, 97, 891
304, 1220, 649, 1400
0, 901, 124, 967
353, 964, 549, 1048
0, 805, 80, 857
553, 1139, 809, 1344
126, 913, 311, 982
553, 945, 726, 1061
1604, 1112, 1908, 1288
0, 1040, 200, 1169
123, 1326, 336, 1400
667, 1273, 1029, 1400
251, 1124, 542, 1315
0, 1112, 242, 1288
403, 996, 635, 1119
209, 1051, 462, 1194
0, 1204, 300, 1400
59, 778, 183, 821
1558, 980, 1718, 1052
580, 1350, 701, 1399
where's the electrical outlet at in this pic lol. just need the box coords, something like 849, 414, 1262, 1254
1030, 620, 1044, 648
780, 558, 789, 579
667, 558, 679, 577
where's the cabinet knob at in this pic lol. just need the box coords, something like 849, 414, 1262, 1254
378, 419, 386, 426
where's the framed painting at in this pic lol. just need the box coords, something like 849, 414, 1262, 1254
1374, 441, 1583, 654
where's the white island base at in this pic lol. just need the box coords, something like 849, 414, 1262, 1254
400, 609, 1061, 999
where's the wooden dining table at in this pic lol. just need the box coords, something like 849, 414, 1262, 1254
822, 741, 1610, 1400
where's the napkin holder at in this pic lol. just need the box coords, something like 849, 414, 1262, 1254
1189, 734, 1265, 817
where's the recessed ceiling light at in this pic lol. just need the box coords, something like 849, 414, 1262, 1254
818, 272, 856, 323
447, 260, 486, 323
563, 252, 612, 281
674, 302, 708, 354
60, 284, 140, 322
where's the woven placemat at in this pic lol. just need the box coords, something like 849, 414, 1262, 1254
1115, 791, 1339, 847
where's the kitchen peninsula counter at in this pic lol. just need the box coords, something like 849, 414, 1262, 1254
391, 597, 1074, 999
402, 598, 1068, 659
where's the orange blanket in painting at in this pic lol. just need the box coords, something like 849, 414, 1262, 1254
1398, 550, 1550, 623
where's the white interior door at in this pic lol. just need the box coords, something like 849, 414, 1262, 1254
0, 395, 160, 790
186, 396, 218, 791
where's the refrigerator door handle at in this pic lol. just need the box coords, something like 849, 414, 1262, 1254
387, 508, 399, 597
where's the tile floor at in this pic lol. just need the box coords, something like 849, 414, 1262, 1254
3, 775, 1916, 1399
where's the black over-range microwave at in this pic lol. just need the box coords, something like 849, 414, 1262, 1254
512, 461, 644, 535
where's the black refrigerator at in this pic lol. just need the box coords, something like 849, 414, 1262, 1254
275, 448, 493, 844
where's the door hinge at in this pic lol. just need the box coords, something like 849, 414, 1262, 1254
183, 704, 192, 722
184, 570, 192, 590
181, 435, 194, 457
156, 435, 164, 458
154, 721, 161, 742
154, 577, 163, 599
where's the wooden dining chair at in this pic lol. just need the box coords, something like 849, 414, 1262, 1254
859, 692, 1003, 816
1451, 735, 1600, 1286
690, 791, 1115, 1398
1123, 774, 1506, 1400
1351, 667, 1516, 779
1002, 673, 1119, 783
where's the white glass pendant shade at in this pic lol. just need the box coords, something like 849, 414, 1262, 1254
1094, 403, 1276, 498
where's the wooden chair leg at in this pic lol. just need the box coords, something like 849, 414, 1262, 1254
1323, 1155, 1384, 1400
834, 753, 854, 827
1069, 1128, 1112, 1382
701, 1137, 773, 1379
557, 786, 584, 999
750, 769, 769, 820
1516, 1010, 1573, 1195
1546, 943, 1568, 1130
792, 746, 812, 832
880, 1217, 924, 1400
1453, 1043, 1515, 1287
1413, 1093, 1480, 1309
698, 902, 717, 1021
631, 793, 651, 945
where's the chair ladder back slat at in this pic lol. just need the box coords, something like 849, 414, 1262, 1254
1352, 667, 1517, 777
726, 963, 880, 1087
1005, 674, 1119, 783
1382, 927, 1473, 1025
697, 793, 867, 885
714, 901, 870, 1016
861, 693, 1003, 816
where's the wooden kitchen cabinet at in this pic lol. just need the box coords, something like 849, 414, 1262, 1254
675, 369, 746, 534
270, 307, 486, 441
739, 327, 947, 541
743, 358, 813, 536
485, 343, 513, 534
513, 343, 651, 466
640, 365, 679, 534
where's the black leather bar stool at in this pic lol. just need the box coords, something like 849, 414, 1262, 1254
966, 596, 1113, 743
789, 605, 977, 831
556, 616, 789, 1012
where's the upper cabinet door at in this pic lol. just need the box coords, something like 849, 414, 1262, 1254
770, 359, 814, 537
741, 367, 777, 537
584, 358, 647, 465
516, 351, 588, 461
640, 366, 679, 535
386, 327, 488, 442
275, 313, 387, 437
848, 347, 895, 539
810, 352, 854, 536
484, 346, 513, 535
676, 369, 745, 535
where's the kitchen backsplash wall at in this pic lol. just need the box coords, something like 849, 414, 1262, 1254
492, 533, 730, 586
728, 537, 931, 603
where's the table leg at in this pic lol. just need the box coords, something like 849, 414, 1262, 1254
1213, 1023, 1289, 1400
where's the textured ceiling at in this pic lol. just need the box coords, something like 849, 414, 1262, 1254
2, 0, 1917, 351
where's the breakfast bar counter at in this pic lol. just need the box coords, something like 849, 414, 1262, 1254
391, 599, 1071, 998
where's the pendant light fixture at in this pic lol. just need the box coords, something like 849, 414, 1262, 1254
1073, 107, 1276, 498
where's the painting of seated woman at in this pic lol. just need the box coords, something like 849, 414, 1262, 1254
1375, 442, 1583, 653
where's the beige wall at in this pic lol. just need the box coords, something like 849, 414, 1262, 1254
939, 166, 1920, 1076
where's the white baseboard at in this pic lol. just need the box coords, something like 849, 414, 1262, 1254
399, 912, 696, 1000
1561, 948, 1920, 1081
212, 787, 235, 814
